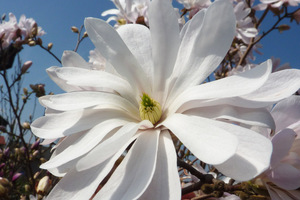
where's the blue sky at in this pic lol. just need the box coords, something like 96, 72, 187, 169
2, 0, 300, 120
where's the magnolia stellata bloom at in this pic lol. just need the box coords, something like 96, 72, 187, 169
255, 0, 300, 10
233, 0, 258, 44
101, 0, 150, 26
0, 13, 45, 48
255, 96, 300, 199
177, 0, 212, 19
31, 0, 300, 199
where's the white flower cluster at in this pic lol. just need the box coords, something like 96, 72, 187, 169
0, 13, 45, 49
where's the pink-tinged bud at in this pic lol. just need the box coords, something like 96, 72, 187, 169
31, 139, 40, 150
32, 150, 39, 157
21, 61, 32, 74
36, 176, 51, 195
12, 173, 22, 182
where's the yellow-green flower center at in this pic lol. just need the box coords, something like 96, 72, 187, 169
139, 93, 162, 125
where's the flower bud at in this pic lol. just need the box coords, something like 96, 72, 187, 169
36, 176, 51, 195
23, 87, 28, 96
71, 26, 79, 33
22, 122, 30, 129
31, 139, 40, 150
47, 42, 53, 50
278, 24, 290, 33
12, 173, 22, 182
83, 32, 88, 38
36, 37, 43, 45
21, 61, 32, 74
28, 41, 36, 46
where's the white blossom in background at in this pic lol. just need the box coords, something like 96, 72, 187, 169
31, 0, 300, 199
0, 12, 45, 48
255, 96, 300, 199
101, 0, 150, 26
0, 13, 19, 48
233, 0, 258, 44
177, 0, 212, 19
255, 0, 300, 10
18, 14, 45, 38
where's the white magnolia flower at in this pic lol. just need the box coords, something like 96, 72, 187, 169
31, 0, 300, 199
255, 96, 300, 199
255, 0, 300, 10
234, 0, 258, 44
177, 0, 212, 19
0, 13, 18, 48
101, 0, 150, 26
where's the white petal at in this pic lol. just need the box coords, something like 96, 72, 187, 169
139, 130, 181, 200
76, 120, 153, 171
39, 92, 139, 119
31, 109, 134, 139
50, 66, 137, 105
168, 60, 272, 114
46, 140, 131, 200
169, 0, 236, 101
84, 17, 151, 94
271, 95, 300, 132
61, 51, 91, 68
93, 129, 159, 199
269, 163, 300, 190
117, 24, 154, 86
161, 114, 238, 165
40, 119, 129, 169
242, 69, 300, 103
47, 67, 81, 92
184, 105, 275, 129
271, 129, 296, 166
214, 123, 273, 181
149, 0, 180, 101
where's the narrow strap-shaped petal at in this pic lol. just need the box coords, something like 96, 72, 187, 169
242, 69, 300, 103
75, 120, 153, 171
213, 122, 273, 181
271, 95, 300, 133
84, 17, 151, 94
39, 91, 139, 118
161, 114, 238, 165
61, 50, 91, 69
184, 105, 275, 129
93, 129, 159, 200
117, 24, 154, 88
45, 135, 136, 200
168, 0, 236, 102
49, 66, 137, 105
148, 0, 180, 102
270, 129, 296, 166
40, 119, 129, 169
268, 163, 300, 190
139, 130, 181, 200
31, 109, 135, 139
167, 60, 271, 115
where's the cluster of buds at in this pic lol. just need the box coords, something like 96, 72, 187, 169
30, 84, 45, 97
